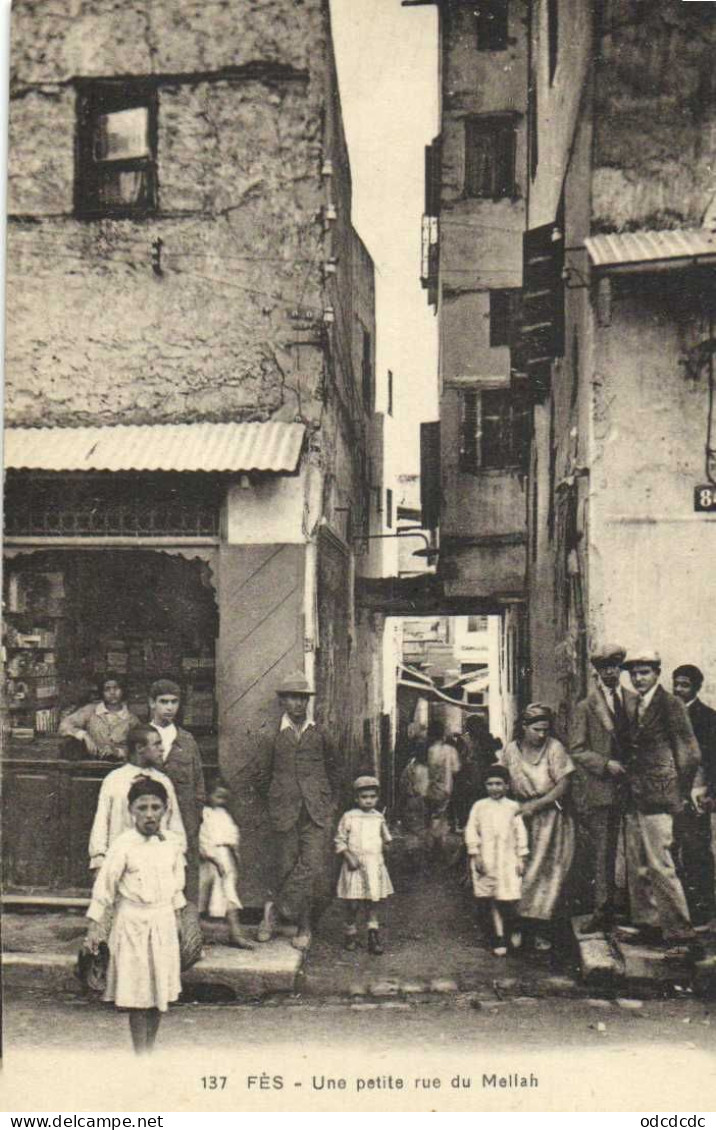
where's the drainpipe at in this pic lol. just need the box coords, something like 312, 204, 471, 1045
304, 538, 317, 720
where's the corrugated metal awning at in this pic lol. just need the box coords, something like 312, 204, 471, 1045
585, 229, 716, 272
4, 420, 306, 474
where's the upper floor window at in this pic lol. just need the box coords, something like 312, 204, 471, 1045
467, 616, 489, 633
76, 82, 158, 218
475, 0, 509, 51
464, 116, 517, 200
386, 489, 393, 529
387, 369, 394, 417
459, 388, 530, 473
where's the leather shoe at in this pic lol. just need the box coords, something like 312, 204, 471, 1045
367, 928, 384, 955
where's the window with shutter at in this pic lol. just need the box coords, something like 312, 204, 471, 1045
459, 389, 530, 473
464, 117, 517, 199
76, 82, 158, 218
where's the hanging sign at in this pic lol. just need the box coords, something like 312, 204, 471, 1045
694, 486, 716, 512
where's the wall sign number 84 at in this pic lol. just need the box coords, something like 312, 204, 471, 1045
695, 486, 716, 512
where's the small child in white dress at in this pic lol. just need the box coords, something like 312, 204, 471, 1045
82, 775, 185, 1055
464, 764, 529, 956
198, 782, 254, 950
335, 775, 393, 955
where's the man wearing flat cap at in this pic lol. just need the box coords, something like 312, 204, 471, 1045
149, 678, 205, 904
621, 649, 702, 952
257, 671, 339, 950
570, 643, 637, 932
672, 664, 716, 926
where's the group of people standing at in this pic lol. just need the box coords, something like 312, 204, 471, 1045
76, 646, 716, 1054
401, 644, 715, 959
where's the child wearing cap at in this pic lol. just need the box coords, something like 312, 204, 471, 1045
335, 776, 393, 954
82, 775, 186, 1055
464, 764, 529, 956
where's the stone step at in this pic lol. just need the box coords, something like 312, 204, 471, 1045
3, 935, 304, 999
572, 915, 716, 996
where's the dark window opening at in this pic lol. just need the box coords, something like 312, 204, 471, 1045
548, 0, 559, 84
489, 289, 521, 348
76, 82, 158, 218
387, 369, 394, 416
386, 489, 393, 529
467, 616, 488, 633
529, 70, 538, 182
465, 117, 517, 200
362, 329, 373, 413
459, 389, 530, 473
476, 0, 509, 51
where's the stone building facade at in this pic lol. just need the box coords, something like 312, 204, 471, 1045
3, 0, 386, 903
408, 0, 716, 732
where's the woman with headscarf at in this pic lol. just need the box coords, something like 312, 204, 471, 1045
500, 703, 576, 950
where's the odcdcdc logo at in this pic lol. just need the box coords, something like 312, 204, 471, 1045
641, 1120, 706, 1128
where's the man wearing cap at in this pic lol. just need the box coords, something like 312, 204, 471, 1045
570, 644, 637, 932
257, 672, 339, 950
149, 679, 205, 904
621, 650, 702, 952
672, 664, 716, 926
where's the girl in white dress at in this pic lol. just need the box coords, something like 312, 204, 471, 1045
83, 776, 185, 1055
464, 764, 529, 956
199, 782, 254, 949
335, 775, 393, 954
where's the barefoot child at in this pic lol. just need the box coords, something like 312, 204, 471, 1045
464, 764, 529, 956
335, 775, 393, 955
198, 782, 254, 950
83, 776, 185, 1054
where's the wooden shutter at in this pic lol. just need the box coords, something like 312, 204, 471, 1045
513, 221, 565, 401
420, 421, 441, 529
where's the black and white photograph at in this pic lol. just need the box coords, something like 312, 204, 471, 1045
2, 0, 716, 1115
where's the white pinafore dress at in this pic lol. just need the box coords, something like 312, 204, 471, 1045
87, 828, 185, 1011
335, 808, 394, 902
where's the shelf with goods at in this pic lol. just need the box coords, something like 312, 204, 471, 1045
3, 569, 66, 740
2, 550, 219, 749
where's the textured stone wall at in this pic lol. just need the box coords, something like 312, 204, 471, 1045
588, 273, 716, 701
6, 0, 333, 428
593, 0, 716, 231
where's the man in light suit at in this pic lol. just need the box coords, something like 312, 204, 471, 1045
570, 643, 637, 932
621, 649, 702, 953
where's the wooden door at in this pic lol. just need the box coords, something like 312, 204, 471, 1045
216, 543, 305, 906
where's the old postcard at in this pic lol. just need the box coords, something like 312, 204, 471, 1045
2, 0, 716, 1115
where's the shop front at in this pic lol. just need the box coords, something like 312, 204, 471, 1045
2, 421, 309, 902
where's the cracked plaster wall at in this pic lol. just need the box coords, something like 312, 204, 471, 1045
588, 276, 716, 700
593, 0, 716, 231
6, 0, 335, 429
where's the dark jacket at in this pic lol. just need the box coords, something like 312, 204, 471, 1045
265, 722, 338, 833
160, 726, 206, 846
690, 697, 716, 794
569, 685, 638, 812
625, 685, 701, 815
